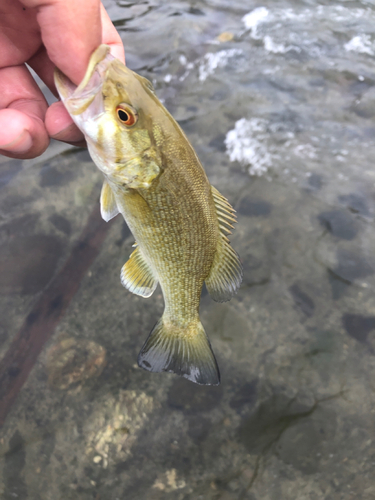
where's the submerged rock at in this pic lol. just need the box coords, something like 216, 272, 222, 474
46, 336, 107, 390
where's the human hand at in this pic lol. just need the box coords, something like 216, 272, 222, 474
0, 0, 124, 159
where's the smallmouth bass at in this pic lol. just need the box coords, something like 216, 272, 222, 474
54, 45, 242, 385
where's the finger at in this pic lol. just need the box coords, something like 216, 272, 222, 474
21, 0, 102, 86
27, 45, 58, 98
45, 101, 86, 147
100, 3, 125, 64
0, 109, 48, 159
27, 2, 125, 96
26, 48, 84, 145
0, 65, 49, 158
25, 0, 125, 145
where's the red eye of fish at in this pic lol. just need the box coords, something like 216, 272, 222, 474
116, 105, 138, 126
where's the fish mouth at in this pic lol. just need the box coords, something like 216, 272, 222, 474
54, 44, 115, 116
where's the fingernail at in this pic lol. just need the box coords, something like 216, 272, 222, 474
0, 129, 33, 154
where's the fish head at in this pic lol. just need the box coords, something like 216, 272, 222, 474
54, 44, 164, 189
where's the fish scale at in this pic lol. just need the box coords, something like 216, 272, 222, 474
115, 180, 214, 323
54, 44, 242, 385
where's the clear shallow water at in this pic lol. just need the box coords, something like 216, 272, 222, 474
1, 1, 375, 498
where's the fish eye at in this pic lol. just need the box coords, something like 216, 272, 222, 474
116, 104, 138, 126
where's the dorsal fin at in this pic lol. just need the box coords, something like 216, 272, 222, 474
211, 185, 238, 234
100, 180, 120, 222
205, 186, 243, 302
121, 246, 158, 298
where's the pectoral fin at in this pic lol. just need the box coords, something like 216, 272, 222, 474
100, 180, 120, 222
121, 246, 158, 298
205, 186, 243, 302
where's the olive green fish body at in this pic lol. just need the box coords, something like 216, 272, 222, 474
115, 177, 217, 322
54, 45, 242, 385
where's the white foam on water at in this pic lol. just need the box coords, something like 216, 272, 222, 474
179, 55, 187, 65
198, 49, 243, 82
242, 7, 269, 39
328, 6, 367, 22
293, 144, 317, 160
174, 5, 375, 86
344, 35, 374, 55
242, 7, 304, 54
225, 118, 273, 176
263, 36, 291, 54
241, 5, 374, 60
178, 61, 195, 82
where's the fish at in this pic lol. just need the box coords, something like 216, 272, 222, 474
54, 44, 242, 385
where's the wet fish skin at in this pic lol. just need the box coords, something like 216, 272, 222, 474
54, 45, 242, 385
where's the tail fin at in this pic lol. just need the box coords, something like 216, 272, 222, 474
137, 318, 220, 385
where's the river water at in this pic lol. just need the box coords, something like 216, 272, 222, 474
1, 1, 375, 499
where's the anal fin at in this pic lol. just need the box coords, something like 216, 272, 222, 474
100, 179, 120, 222
121, 246, 158, 298
206, 186, 243, 302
